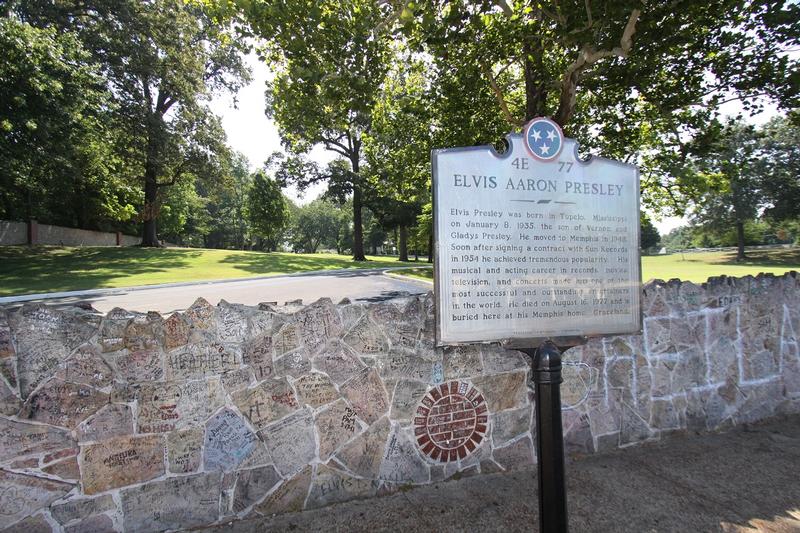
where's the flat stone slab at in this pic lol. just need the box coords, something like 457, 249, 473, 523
20, 378, 108, 428
121, 472, 221, 532
0, 470, 72, 528
255, 465, 312, 516
50, 494, 115, 525
379, 424, 430, 484
163, 312, 191, 350
204, 408, 261, 472
333, 416, 390, 478
340, 368, 389, 425
10, 513, 55, 532
166, 341, 242, 380
389, 379, 429, 422
80, 434, 165, 494
168, 428, 203, 474
76, 403, 134, 443
222, 367, 255, 393
64, 513, 114, 533
0, 417, 75, 463
294, 372, 339, 408
232, 465, 282, 514
312, 343, 365, 386
260, 409, 315, 477
342, 316, 389, 356
136, 378, 226, 434
243, 333, 275, 382
232, 378, 299, 430
294, 299, 343, 354
0, 378, 21, 417
306, 464, 379, 509
12, 305, 96, 397
471, 371, 528, 412
54, 345, 113, 388
315, 399, 361, 461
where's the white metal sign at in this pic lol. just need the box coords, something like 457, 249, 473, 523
433, 118, 642, 346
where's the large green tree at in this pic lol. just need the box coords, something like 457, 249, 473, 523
690, 121, 762, 260
247, 170, 290, 251
758, 114, 800, 222
406, 0, 799, 212
13, 0, 250, 246
289, 198, 342, 253
0, 17, 135, 228
227, 0, 397, 261
363, 55, 432, 262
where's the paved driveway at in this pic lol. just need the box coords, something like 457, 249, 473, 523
0, 269, 432, 314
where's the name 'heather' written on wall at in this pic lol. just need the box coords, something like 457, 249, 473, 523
433, 135, 641, 345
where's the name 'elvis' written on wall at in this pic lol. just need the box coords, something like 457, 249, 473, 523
435, 145, 641, 343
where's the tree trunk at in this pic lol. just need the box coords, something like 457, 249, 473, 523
427, 233, 433, 263
523, 38, 548, 122
140, 118, 161, 247
398, 225, 409, 262
141, 174, 160, 247
352, 187, 366, 261
736, 221, 747, 261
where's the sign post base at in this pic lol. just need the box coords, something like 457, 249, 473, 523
521, 341, 569, 533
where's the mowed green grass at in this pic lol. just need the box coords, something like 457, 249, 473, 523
0, 246, 423, 296
641, 248, 800, 283
392, 248, 800, 285
0, 246, 797, 297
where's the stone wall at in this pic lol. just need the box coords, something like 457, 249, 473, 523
0, 272, 798, 532
0, 221, 27, 246
0, 220, 157, 247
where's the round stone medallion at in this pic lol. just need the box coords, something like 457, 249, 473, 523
414, 380, 488, 462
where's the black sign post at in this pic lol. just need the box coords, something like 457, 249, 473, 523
521, 341, 568, 533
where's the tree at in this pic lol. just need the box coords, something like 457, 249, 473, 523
407, 0, 799, 212
14, 0, 250, 246
758, 114, 800, 222
363, 54, 432, 263
247, 170, 289, 251
0, 16, 135, 228
691, 121, 762, 260
228, 0, 397, 261
640, 213, 660, 251
289, 199, 342, 253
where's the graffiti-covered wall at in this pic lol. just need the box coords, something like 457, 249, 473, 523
0, 272, 798, 532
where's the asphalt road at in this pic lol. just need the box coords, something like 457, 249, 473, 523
0, 269, 432, 314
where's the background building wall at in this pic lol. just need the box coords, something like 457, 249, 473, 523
0, 220, 173, 247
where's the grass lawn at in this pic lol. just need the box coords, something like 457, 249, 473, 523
389, 267, 434, 282
0, 246, 423, 297
641, 248, 800, 283
1, 246, 797, 297
391, 248, 800, 285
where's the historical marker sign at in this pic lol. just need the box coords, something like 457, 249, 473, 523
433, 118, 642, 345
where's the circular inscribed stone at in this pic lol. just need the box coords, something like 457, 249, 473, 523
413, 380, 488, 462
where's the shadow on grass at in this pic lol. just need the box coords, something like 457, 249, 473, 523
705, 248, 800, 268
217, 252, 410, 276
0, 246, 202, 296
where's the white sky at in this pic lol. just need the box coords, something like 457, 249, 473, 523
210, 52, 785, 232
208, 52, 331, 204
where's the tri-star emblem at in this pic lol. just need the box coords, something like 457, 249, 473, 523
524, 117, 563, 161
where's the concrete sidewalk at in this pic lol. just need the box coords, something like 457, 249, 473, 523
200, 415, 800, 533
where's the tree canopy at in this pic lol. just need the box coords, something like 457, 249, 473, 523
9, 0, 250, 246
